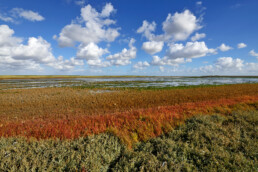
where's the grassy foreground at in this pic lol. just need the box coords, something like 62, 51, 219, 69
0, 110, 257, 171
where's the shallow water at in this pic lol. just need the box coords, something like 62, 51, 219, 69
0, 77, 258, 90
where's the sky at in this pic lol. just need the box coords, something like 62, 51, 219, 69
0, 0, 258, 76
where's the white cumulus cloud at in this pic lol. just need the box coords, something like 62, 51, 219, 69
101, 3, 116, 17
48, 56, 84, 70
137, 9, 208, 58
149, 41, 214, 67
237, 43, 247, 49
11, 37, 56, 63
215, 57, 244, 70
137, 20, 157, 41
56, 3, 119, 47
151, 55, 190, 66
0, 25, 83, 71
166, 41, 215, 59
191, 33, 206, 41
162, 10, 202, 41
142, 41, 164, 55
133, 61, 150, 69
198, 57, 255, 75
137, 9, 202, 42
76, 42, 109, 67
11, 8, 45, 21
0, 8, 44, 23
249, 50, 258, 58
106, 38, 137, 66
0, 25, 22, 46
0, 14, 15, 23
217, 43, 233, 52
245, 63, 258, 73
77, 43, 108, 61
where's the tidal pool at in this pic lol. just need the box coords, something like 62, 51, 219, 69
0, 76, 258, 90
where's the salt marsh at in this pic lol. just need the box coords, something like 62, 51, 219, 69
1, 76, 258, 90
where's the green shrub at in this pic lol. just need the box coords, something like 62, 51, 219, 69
113, 111, 258, 171
0, 134, 124, 171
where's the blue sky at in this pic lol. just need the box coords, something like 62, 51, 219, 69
0, 0, 257, 75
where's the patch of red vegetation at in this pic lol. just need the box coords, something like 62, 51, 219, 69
1, 95, 257, 147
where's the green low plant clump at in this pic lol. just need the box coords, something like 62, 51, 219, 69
0, 134, 124, 171
114, 110, 258, 171
0, 110, 257, 171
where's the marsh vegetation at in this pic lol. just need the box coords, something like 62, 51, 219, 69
1, 111, 257, 171
1, 76, 258, 90
0, 77, 257, 171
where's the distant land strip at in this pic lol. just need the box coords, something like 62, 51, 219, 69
0, 75, 258, 80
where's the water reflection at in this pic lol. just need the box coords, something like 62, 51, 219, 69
0, 77, 258, 90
